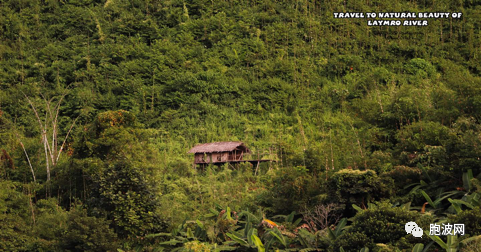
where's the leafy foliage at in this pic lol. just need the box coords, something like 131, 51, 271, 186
0, 0, 480, 251
327, 169, 394, 213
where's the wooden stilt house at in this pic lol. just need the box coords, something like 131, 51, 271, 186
188, 141, 251, 165
188, 142, 276, 171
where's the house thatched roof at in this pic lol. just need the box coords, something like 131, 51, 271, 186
188, 142, 251, 154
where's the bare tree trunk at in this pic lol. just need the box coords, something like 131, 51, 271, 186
350, 121, 367, 169
23, 91, 78, 182
17, 135, 35, 182
43, 134, 50, 181
329, 128, 334, 170
28, 186, 36, 224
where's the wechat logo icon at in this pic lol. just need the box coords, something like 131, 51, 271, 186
405, 221, 423, 238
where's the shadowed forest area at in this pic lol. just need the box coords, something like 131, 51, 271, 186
1, 0, 481, 251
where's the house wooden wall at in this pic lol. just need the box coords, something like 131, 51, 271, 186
194, 153, 204, 163
194, 152, 231, 163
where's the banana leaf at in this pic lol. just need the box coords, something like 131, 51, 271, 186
420, 189, 436, 208
269, 228, 286, 247
412, 243, 424, 252
251, 234, 265, 252
226, 232, 248, 245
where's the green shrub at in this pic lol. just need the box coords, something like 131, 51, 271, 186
256, 166, 322, 214
0, 181, 35, 251
447, 207, 481, 239
59, 206, 118, 252
327, 169, 394, 211
333, 231, 373, 252
333, 201, 433, 251
30, 198, 68, 251
405, 58, 436, 78
385, 165, 422, 189
95, 110, 137, 132
87, 159, 167, 238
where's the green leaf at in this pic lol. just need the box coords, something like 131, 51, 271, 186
158, 239, 184, 245
145, 232, 172, 238
460, 235, 481, 245
212, 245, 238, 251
204, 213, 217, 218
251, 234, 265, 252
425, 230, 447, 249
466, 192, 481, 207
418, 164, 432, 182
196, 220, 204, 229
449, 199, 462, 214
293, 218, 303, 226
265, 238, 275, 252
328, 227, 336, 241
412, 243, 424, 252
247, 228, 256, 245
359, 247, 369, 252
214, 203, 224, 211
239, 210, 261, 224
463, 169, 474, 191
226, 207, 233, 220
367, 203, 376, 209
433, 191, 463, 206
286, 211, 296, 223
420, 189, 436, 208
186, 227, 194, 239
269, 228, 286, 247
404, 182, 421, 190
352, 204, 363, 212
446, 234, 457, 249
422, 241, 435, 252
244, 221, 252, 238
297, 230, 311, 248
409, 184, 423, 194
449, 198, 474, 209
334, 218, 347, 237
340, 247, 346, 252
226, 232, 248, 245
209, 208, 219, 215
402, 202, 412, 211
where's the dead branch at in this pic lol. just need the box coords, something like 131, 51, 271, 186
16, 133, 36, 182
302, 203, 341, 231
56, 115, 79, 163
22, 89, 76, 182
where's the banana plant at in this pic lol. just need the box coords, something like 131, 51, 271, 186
148, 205, 242, 250
271, 211, 303, 227
406, 169, 478, 215
374, 242, 432, 252
415, 170, 474, 215
462, 169, 474, 192
225, 227, 269, 251
147, 218, 217, 249
327, 218, 348, 241
223, 208, 267, 250
226, 220, 293, 251
411, 243, 424, 252
447, 170, 480, 213
424, 230, 481, 252
339, 247, 369, 252
251, 233, 265, 252
296, 228, 320, 249
418, 189, 466, 213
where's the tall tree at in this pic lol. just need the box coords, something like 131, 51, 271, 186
24, 91, 78, 181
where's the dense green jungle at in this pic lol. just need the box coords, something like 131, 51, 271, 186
1, 0, 481, 251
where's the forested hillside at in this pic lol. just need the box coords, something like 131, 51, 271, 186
1, 0, 481, 251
